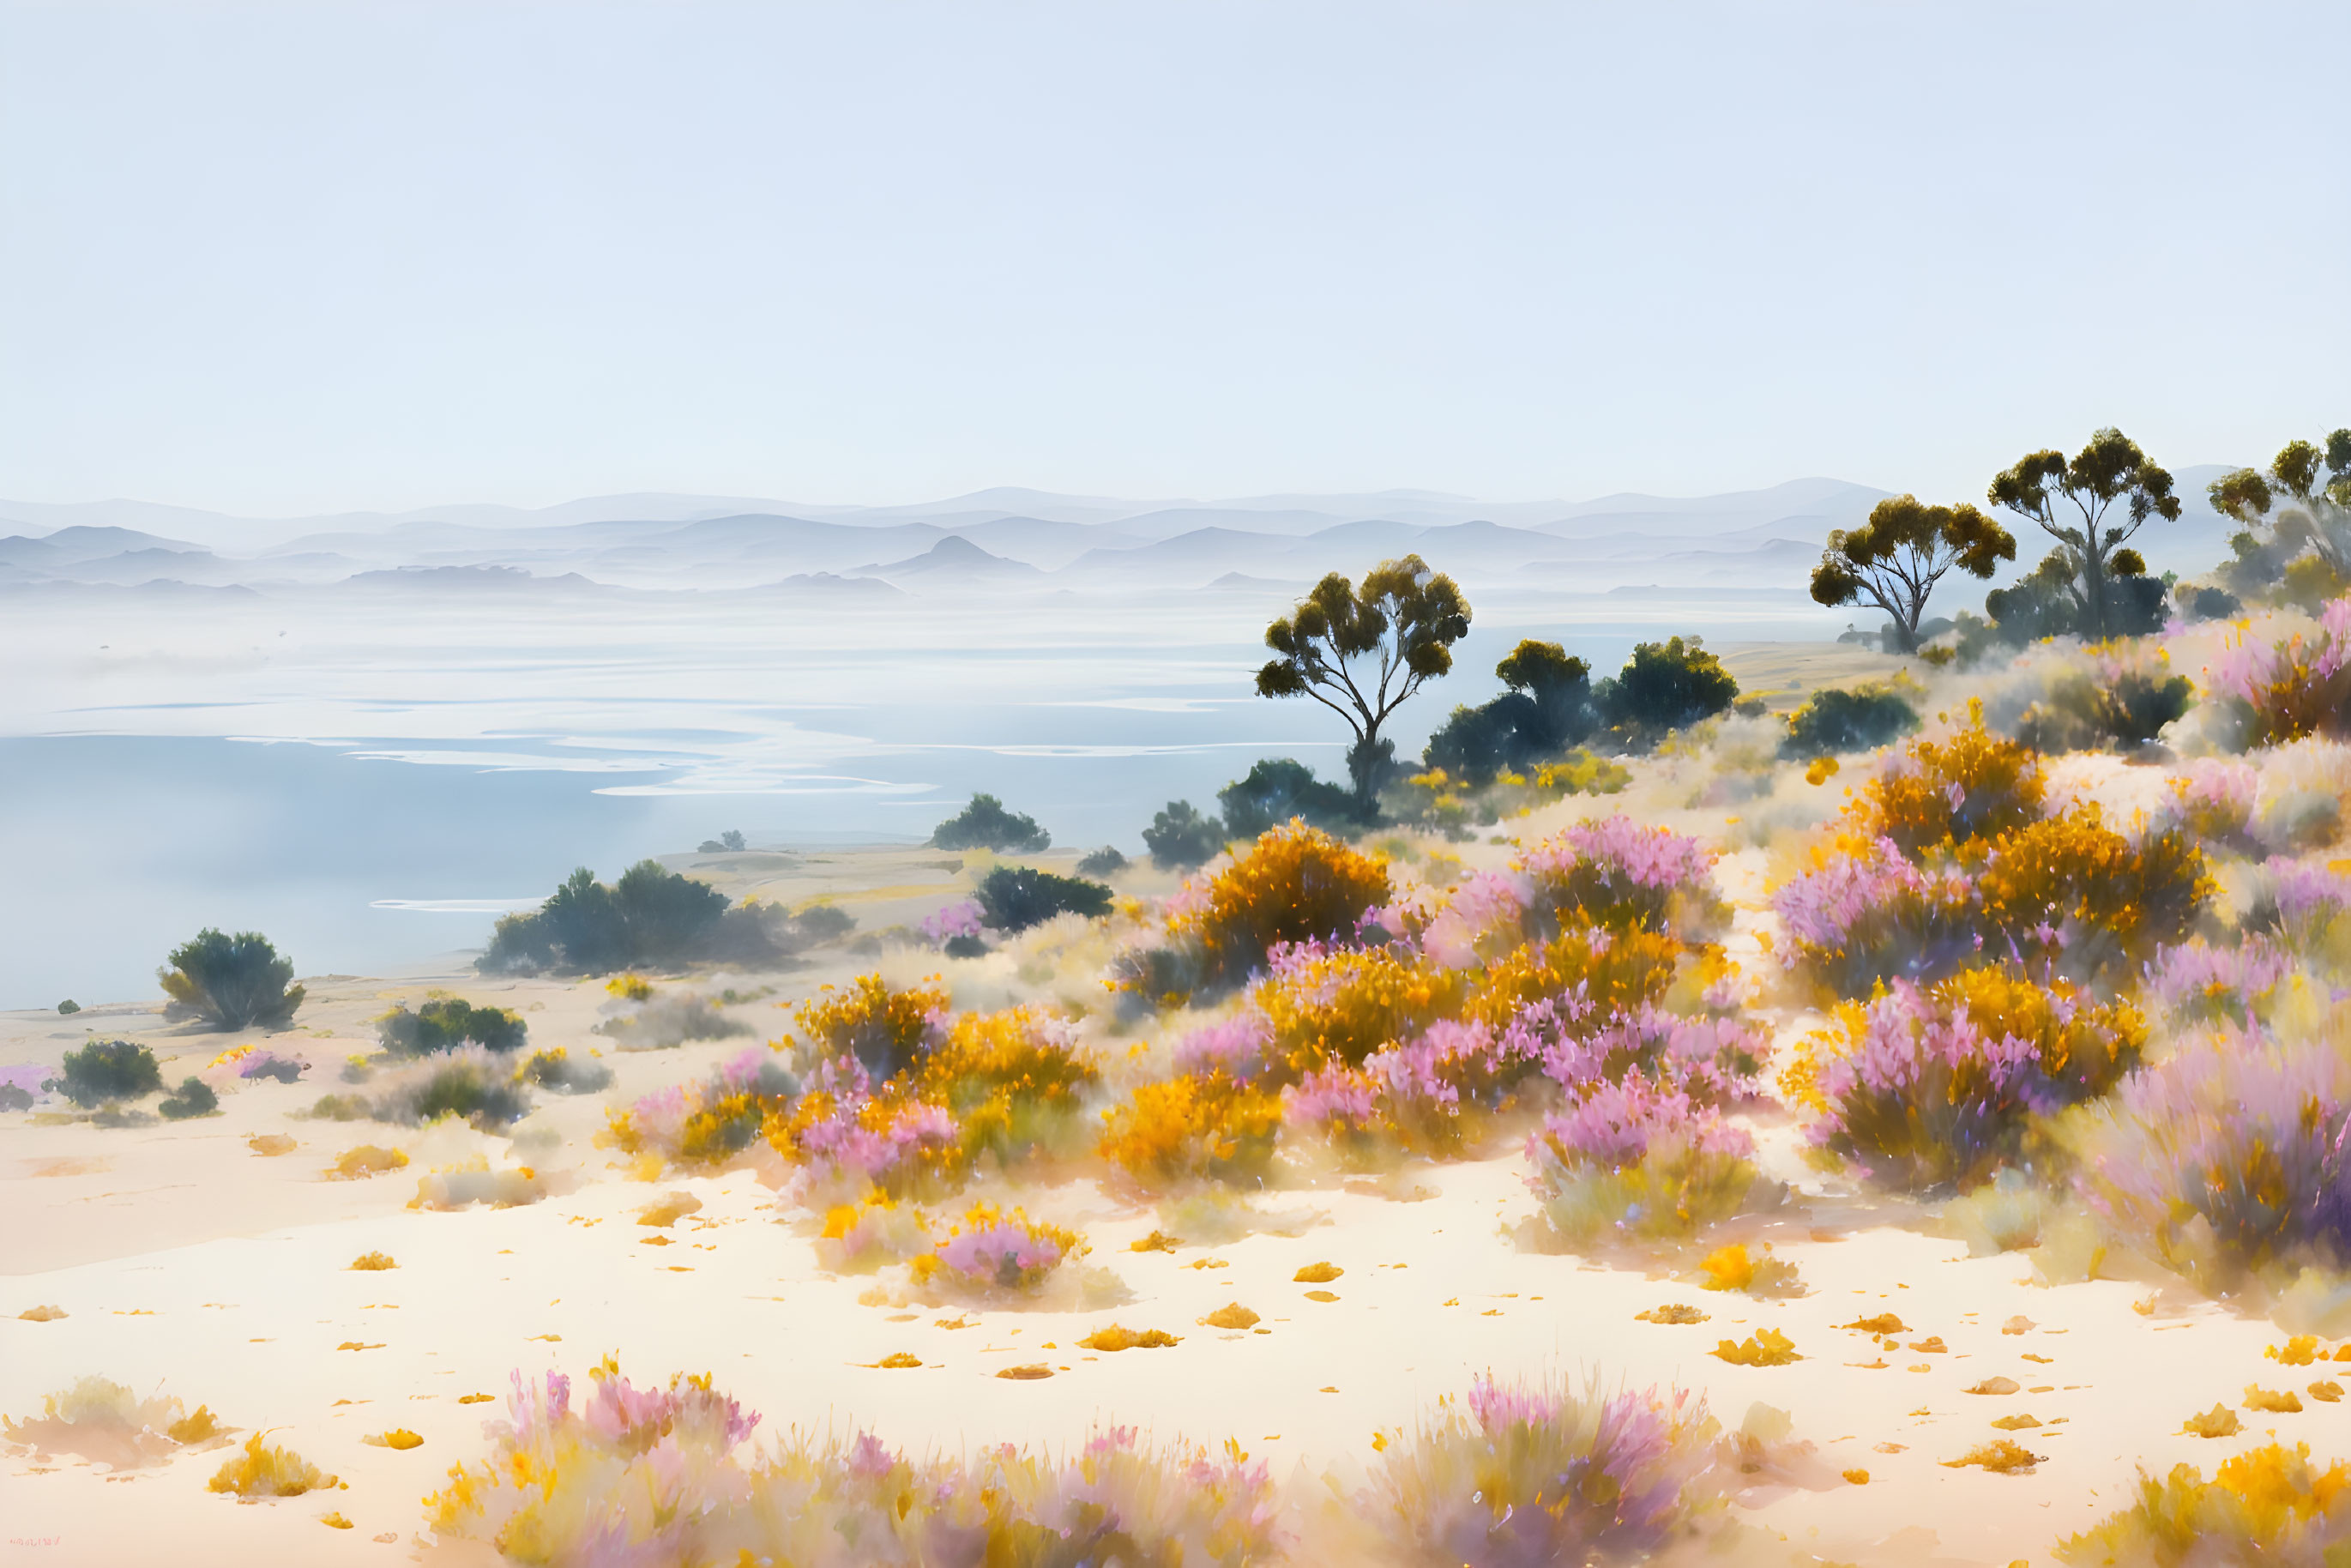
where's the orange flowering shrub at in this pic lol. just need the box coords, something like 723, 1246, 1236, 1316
1973, 804, 2213, 974
912, 1006, 1100, 1167
1256, 945, 1468, 1079
1851, 703, 2045, 854
1461, 929, 1684, 1033
1121, 822, 1392, 1002
792, 974, 949, 1076
1098, 1071, 1281, 1189
2057, 1442, 2351, 1564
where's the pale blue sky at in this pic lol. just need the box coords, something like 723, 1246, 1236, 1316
3, 2, 2344, 516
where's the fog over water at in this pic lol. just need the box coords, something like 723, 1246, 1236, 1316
0, 561, 1842, 1009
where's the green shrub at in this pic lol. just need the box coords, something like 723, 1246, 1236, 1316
519, 1047, 613, 1095
55, 999, 78, 1016
56, 1040, 163, 1107
377, 998, 527, 1056
158, 1076, 219, 1120
790, 904, 855, 944
1985, 546, 2167, 644
479, 861, 730, 974
1780, 684, 1920, 759
158, 929, 304, 1031
1142, 800, 1225, 871
696, 829, 747, 853
1075, 847, 1128, 877
1423, 640, 1600, 785
385, 1052, 532, 1128
929, 793, 1049, 853
1599, 636, 1739, 737
1216, 758, 1360, 838
973, 865, 1115, 932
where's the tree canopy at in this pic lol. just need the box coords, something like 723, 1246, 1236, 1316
2209, 430, 2351, 602
1810, 494, 2015, 653
1987, 428, 2182, 641
1256, 554, 1471, 806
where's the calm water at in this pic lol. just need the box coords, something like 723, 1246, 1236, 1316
0, 592, 1837, 1010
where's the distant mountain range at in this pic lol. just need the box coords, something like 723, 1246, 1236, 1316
0, 475, 2244, 600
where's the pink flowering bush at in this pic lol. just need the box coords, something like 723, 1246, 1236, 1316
908, 1201, 1083, 1294
2142, 939, 2297, 1030
1769, 832, 1980, 1000
1418, 820, 1726, 970
428, 1360, 1286, 1566
1522, 1004, 1767, 1107
1344, 1374, 1733, 1565
2203, 598, 2351, 750
2065, 1028, 2351, 1288
0, 1062, 54, 1110
1786, 968, 2147, 1191
1512, 817, 1728, 940
1170, 1010, 1276, 1083
919, 897, 986, 947
769, 1054, 962, 1203
2250, 856, 2351, 962
1526, 1076, 1769, 1245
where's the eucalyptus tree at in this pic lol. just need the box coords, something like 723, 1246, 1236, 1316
1255, 554, 1471, 811
1986, 428, 2181, 641
1810, 494, 2016, 653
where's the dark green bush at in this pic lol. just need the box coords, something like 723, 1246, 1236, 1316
56, 999, 79, 1016
393, 1056, 531, 1128
158, 1076, 219, 1120
480, 861, 730, 974
2176, 582, 2242, 622
1598, 636, 1739, 737
1780, 684, 1920, 759
378, 998, 528, 1056
789, 904, 856, 944
158, 929, 304, 1031
1423, 640, 1601, 784
930, 793, 1050, 853
1142, 800, 1225, 871
1216, 758, 1359, 838
1076, 847, 1129, 877
1985, 547, 2167, 645
696, 829, 748, 853
57, 1039, 163, 1107
973, 865, 1115, 932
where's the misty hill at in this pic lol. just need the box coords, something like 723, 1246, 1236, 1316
851, 535, 1043, 587
0, 467, 2260, 604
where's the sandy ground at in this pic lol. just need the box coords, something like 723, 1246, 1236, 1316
3, 823, 2337, 1568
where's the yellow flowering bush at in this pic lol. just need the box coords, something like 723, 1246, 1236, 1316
1852, 703, 2045, 854
2057, 1443, 2351, 1564
792, 974, 950, 1076
1098, 1071, 1282, 1189
1124, 822, 1393, 1002
911, 1005, 1100, 1167
1256, 945, 1468, 1078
